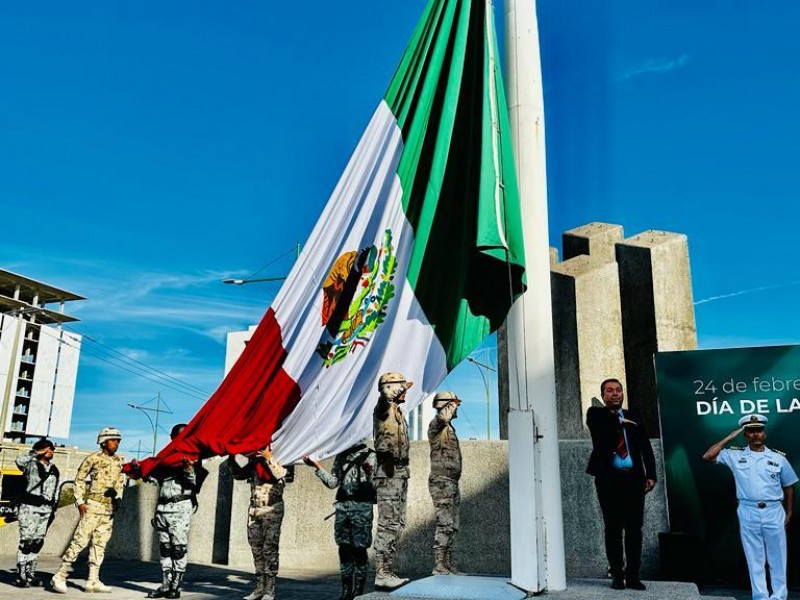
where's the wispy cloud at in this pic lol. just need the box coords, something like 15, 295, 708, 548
694, 281, 800, 306
618, 54, 691, 82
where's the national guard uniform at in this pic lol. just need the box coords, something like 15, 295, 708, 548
229, 450, 286, 600
428, 391, 462, 576
15, 438, 60, 588
372, 372, 412, 590
714, 415, 798, 600
141, 423, 208, 599
51, 427, 125, 594
311, 443, 377, 600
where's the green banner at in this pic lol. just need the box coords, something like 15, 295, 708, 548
656, 345, 800, 586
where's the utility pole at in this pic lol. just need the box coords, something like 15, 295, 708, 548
127, 393, 172, 456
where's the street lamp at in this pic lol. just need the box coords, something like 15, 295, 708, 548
222, 276, 287, 285
467, 355, 496, 440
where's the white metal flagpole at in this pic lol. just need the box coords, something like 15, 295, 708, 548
502, 0, 567, 592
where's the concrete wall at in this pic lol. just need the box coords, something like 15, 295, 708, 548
0, 441, 668, 580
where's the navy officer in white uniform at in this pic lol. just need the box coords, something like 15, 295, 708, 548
703, 414, 798, 600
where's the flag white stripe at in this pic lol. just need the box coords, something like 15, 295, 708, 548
270, 101, 447, 464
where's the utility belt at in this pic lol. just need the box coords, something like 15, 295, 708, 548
336, 485, 377, 505
160, 494, 192, 505
86, 493, 113, 506
20, 493, 55, 508
738, 499, 782, 509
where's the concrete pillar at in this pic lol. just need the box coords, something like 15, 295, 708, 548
551, 255, 627, 438
616, 231, 697, 435
562, 222, 624, 262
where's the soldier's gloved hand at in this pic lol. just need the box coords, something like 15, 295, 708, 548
181, 457, 194, 472
104, 488, 118, 499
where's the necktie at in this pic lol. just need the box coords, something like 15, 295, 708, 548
616, 414, 628, 459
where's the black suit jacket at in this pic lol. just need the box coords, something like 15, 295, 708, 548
586, 406, 657, 481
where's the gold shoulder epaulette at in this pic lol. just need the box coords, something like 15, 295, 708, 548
728, 446, 743, 451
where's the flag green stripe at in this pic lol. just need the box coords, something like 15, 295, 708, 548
384, 0, 525, 370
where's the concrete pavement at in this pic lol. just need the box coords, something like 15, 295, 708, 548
0, 557, 785, 600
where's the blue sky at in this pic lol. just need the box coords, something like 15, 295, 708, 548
2, 1, 799, 452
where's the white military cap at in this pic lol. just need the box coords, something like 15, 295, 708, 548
738, 414, 768, 429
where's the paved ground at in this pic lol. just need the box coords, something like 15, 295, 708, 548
0, 557, 794, 600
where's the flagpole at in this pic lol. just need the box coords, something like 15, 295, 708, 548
503, 0, 567, 592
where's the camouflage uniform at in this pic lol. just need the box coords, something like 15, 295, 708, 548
61, 451, 125, 569
15, 451, 60, 585
230, 454, 286, 600
314, 444, 377, 599
428, 400, 462, 574
373, 392, 410, 585
142, 461, 206, 598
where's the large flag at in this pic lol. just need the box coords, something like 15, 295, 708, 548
133, 0, 526, 477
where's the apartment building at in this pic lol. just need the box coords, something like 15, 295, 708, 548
0, 269, 84, 442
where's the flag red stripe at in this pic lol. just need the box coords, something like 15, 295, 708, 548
128, 308, 301, 479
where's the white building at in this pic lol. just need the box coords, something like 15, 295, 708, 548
0, 270, 84, 442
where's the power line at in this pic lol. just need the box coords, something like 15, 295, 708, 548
63, 324, 212, 397
16, 319, 211, 402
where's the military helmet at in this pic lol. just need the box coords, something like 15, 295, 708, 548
378, 372, 406, 388
432, 391, 459, 409
97, 427, 122, 445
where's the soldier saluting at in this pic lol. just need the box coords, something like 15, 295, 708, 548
372, 372, 412, 590
14, 437, 60, 588
703, 414, 798, 600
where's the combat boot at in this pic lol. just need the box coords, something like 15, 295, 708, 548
26, 558, 42, 587
147, 570, 172, 598
338, 573, 353, 600
374, 556, 408, 590
261, 574, 276, 600
353, 569, 367, 598
50, 562, 71, 594
242, 571, 266, 600
444, 548, 463, 575
15, 562, 30, 588
431, 548, 449, 575
84, 565, 113, 593
166, 571, 184, 599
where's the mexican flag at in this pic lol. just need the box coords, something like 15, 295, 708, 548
133, 0, 525, 476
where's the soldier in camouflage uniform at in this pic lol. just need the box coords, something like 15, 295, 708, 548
372, 372, 413, 590
304, 442, 377, 600
228, 446, 286, 600
15, 438, 60, 588
428, 391, 463, 576
131, 423, 208, 599
51, 427, 125, 594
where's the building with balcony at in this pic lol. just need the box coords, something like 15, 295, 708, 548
0, 269, 84, 442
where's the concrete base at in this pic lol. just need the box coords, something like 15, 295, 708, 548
357, 577, 737, 600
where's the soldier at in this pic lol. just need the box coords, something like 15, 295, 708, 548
50, 427, 125, 594
372, 372, 412, 590
14, 437, 60, 588
703, 415, 798, 600
228, 446, 286, 600
428, 391, 462, 576
303, 441, 377, 600
131, 423, 208, 599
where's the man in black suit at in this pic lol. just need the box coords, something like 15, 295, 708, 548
586, 378, 656, 591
